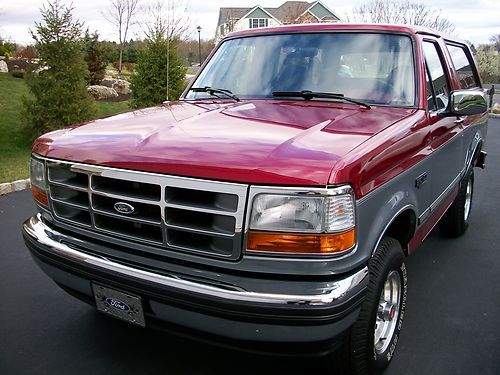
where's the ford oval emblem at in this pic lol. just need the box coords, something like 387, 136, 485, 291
114, 202, 135, 215
106, 298, 130, 311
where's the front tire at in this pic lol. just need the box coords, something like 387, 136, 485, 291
326, 237, 407, 374
439, 171, 474, 237
350, 237, 407, 374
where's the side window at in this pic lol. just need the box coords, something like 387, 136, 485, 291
423, 41, 450, 111
425, 65, 437, 111
446, 44, 479, 89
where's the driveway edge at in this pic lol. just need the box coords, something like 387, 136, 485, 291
0, 179, 31, 196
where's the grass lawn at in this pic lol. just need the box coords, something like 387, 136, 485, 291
0, 73, 132, 183
96, 100, 132, 118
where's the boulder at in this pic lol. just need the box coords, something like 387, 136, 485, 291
492, 103, 500, 114
33, 66, 48, 76
101, 78, 117, 88
0, 60, 8, 73
112, 79, 132, 95
87, 85, 119, 100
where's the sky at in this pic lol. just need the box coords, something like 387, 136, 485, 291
0, 0, 499, 46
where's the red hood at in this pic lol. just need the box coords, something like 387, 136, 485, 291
33, 100, 416, 186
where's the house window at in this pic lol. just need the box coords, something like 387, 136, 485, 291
249, 18, 268, 28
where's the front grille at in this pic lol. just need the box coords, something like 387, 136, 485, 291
46, 160, 248, 260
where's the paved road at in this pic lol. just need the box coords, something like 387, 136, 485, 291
1, 120, 499, 375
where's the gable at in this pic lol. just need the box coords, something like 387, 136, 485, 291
217, 8, 251, 27
245, 7, 271, 19
309, 2, 338, 20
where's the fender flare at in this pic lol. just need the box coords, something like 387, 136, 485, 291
370, 204, 417, 257
464, 130, 483, 177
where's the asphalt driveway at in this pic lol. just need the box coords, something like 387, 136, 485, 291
1, 119, 499, 375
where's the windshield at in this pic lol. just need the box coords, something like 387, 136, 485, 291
186, 33, 416, 106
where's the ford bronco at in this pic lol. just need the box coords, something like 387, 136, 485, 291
23, 24, 489, 374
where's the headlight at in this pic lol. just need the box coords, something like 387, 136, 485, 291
250, 194, 354, 233
30, 157, 48, 207
30, 157, 46, 189
247, 186, 356, 255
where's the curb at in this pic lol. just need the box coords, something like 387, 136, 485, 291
0, 179, 31, 196
489, 113, 500, 119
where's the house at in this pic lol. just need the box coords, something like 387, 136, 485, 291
215, 1, 341, 41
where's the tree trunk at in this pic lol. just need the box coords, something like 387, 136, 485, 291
118, 46, 123, 77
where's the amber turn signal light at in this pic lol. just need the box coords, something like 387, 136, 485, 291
247, 229, 355, 254
31, 186, 48, 207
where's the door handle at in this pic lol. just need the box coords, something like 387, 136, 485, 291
454, 116, 466, 125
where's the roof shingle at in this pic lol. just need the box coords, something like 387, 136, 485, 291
217, 2, 314, 26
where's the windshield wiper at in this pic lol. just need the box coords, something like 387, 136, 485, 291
272, 90, 371, 109
190, 86, 240, 102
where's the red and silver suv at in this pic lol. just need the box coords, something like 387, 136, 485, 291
23, 24, 488, 374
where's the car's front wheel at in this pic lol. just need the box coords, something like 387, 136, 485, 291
326, 237, 407, 374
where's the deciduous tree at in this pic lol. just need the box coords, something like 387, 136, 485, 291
476, 36, 500, 84
141, 0, 191, 41
349, 0, 455, 33
102, 0, 139, 75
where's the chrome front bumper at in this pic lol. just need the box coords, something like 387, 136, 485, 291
24, 214, 368, 307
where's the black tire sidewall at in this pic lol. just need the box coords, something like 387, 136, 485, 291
456, 171, 474, 231
350, 238, 407, 374
439, 171, 474, 237
372, 258, 407, 369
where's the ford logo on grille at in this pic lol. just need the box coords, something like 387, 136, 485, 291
114, 202, 135, 215
106, 298, 130, 311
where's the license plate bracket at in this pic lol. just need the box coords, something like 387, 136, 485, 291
92, 283, 146, 327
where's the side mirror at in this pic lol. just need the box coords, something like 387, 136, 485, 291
447, 90, 488, 116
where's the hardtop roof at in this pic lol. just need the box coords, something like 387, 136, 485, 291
224, 23, 466, 45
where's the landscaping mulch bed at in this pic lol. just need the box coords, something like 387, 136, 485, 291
98, 93, 131, 102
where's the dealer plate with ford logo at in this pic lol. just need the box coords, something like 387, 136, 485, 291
92, 284, 145, 327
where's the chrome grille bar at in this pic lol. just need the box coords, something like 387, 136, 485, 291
45, 159, 248, 260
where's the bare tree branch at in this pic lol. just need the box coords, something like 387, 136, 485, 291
102, 0, 139, 74
140, 0, 191, 41
348, 0, 455, 34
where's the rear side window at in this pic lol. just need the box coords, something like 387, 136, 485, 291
423, 41, 450, 111
446, 44, 479, 89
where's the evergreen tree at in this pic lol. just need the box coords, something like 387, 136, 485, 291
130, 33, 186, 108
100, 40, 120, 64
84, 30, 107, 85
23, 0, 96, 137
124, 40, 139, 64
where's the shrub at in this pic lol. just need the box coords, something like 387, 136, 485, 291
6, 58, 38, 72
0, 39, 17, 57
113, 60, 135, 72
476, 47, 500, 84
23, 1, 96, 137
122, 62, 135, 72
11, 70, 25, 79
83, 30, 106, 85
130, 36, 186, 107
13, 46, 38, 61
